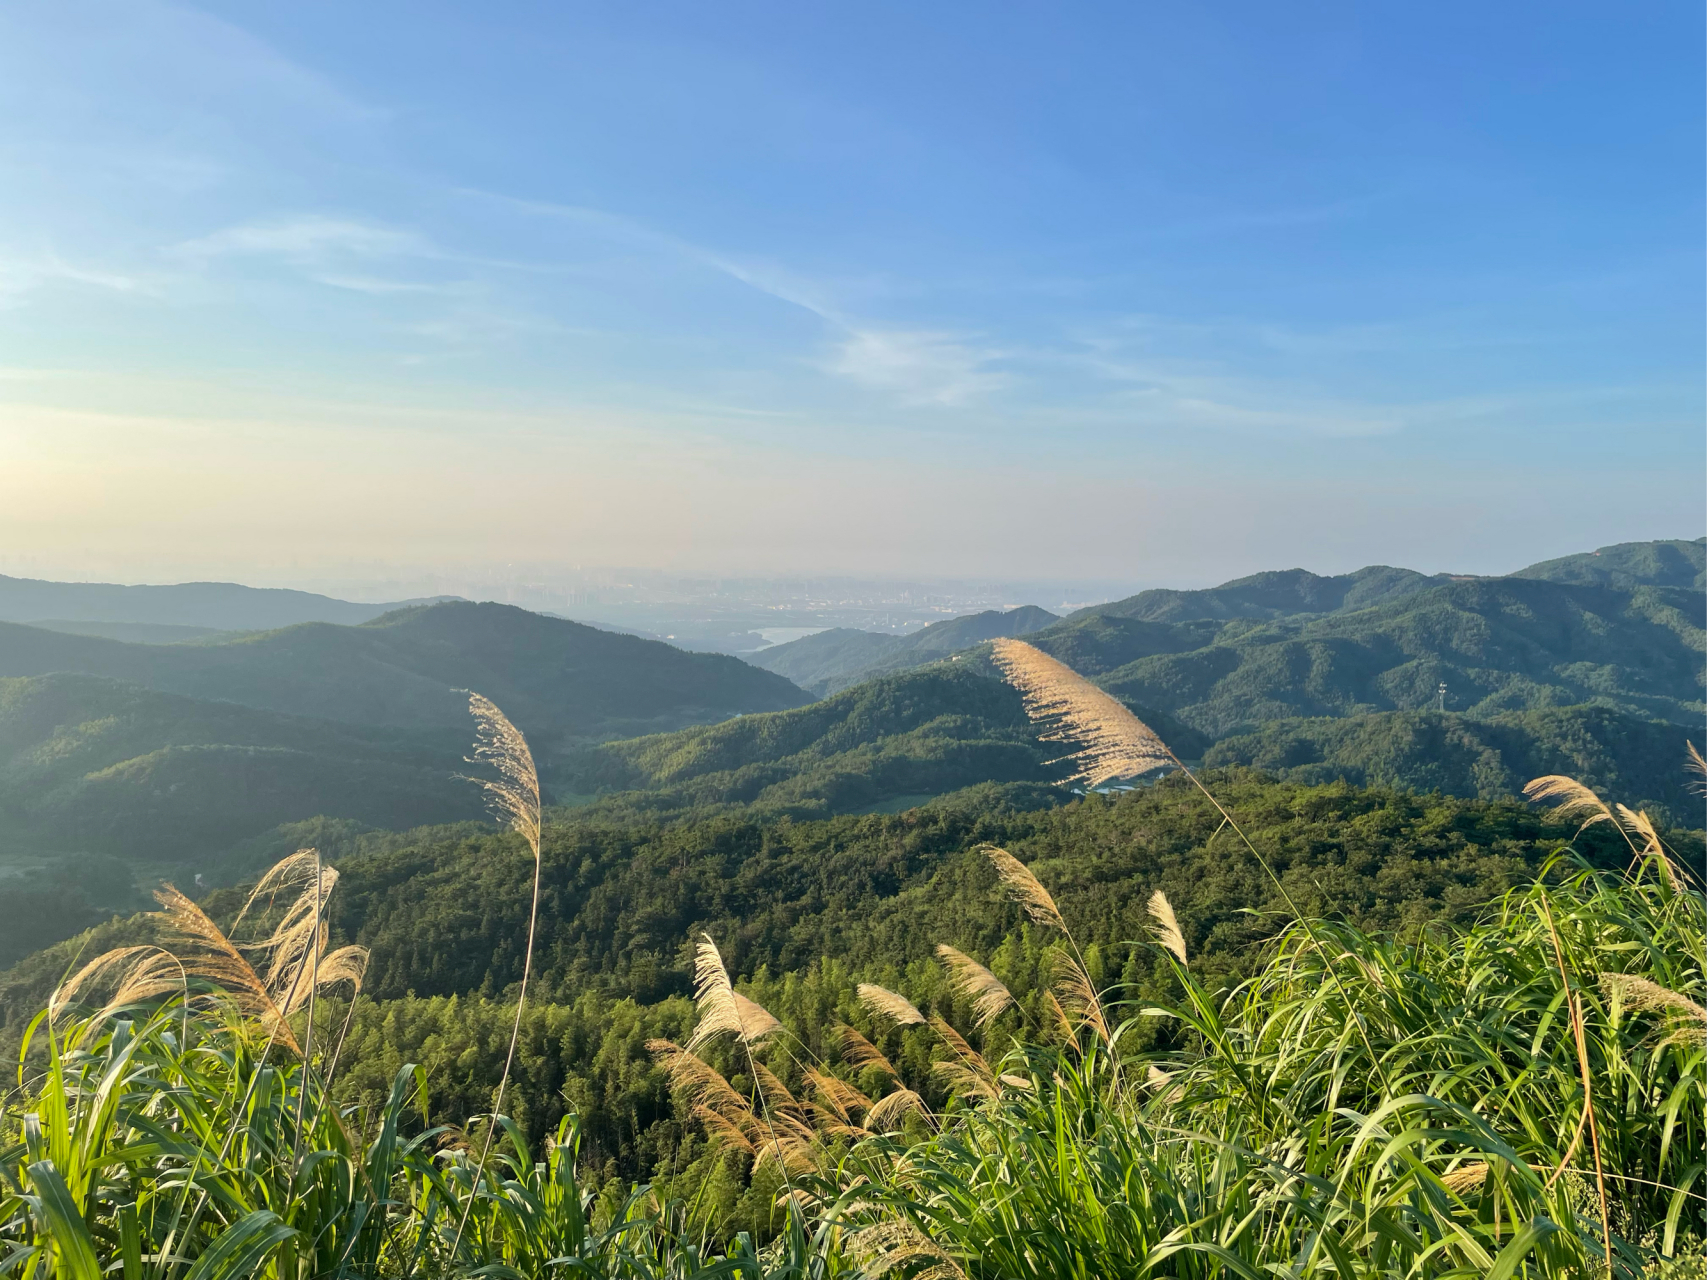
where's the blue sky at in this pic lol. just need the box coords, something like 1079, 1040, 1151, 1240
1, 1, 1701, 585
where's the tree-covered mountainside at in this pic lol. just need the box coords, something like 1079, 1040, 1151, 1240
0, 572, 453, 630
563, 664, 1695, 820
0, 601, 809, 745
1510, 535, 1705, 590
0, 673, 481, 861
1070, 563, 1453, 623
1204, 705, 1699, 822
1084, 578, 1703, 734
747, 605, 1058, 695
743, 540, 1707, 706
5, 773, 1685, 1177
564, 664, 1208, 817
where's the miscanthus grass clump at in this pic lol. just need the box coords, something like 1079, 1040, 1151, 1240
2, 655, 1702, 1277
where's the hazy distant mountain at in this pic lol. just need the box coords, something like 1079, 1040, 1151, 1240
1509, 537, 1705, 591
24, 619, 232, 645
0, 601, 810, 749
0, 573, 457, 631
1071, 564, 1452, 624
747, 605, 1059, 695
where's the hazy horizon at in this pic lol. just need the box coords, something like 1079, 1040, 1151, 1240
3, 3, 1702, 583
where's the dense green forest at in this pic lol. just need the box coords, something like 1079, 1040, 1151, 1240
7, 771, 1691, 1179
1, 541, 1698, 979
565, 664, 1696, 822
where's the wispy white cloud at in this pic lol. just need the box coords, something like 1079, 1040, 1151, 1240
171, 215, 430, 265
0, 252, 140, 308
826, 330, 1009, 406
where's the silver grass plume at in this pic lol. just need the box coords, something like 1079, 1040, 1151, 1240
858, 982, 926, 1027
1523, 774, 1615, 832
981, 845, 1066, 931
1147, 890, 1188, 965
935, 945, 1013, 1029
989, 638, 1174, 786
463, 692, 542, 858
451, 694, 544, 1259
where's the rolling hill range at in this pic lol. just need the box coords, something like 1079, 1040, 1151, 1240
564, 664, 1697, 824
1070, 578, 1703, 735
746, 543, 1704, 738
0, 572, 455, 631
749, 538, 1706, 704
0, 673, 484, 864
747, 605, 1059, 696
0, 601, 809, 748
1511, 536, 1705, 590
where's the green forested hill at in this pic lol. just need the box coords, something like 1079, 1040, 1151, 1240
747, 605, 1058, 695
5, 773, 1682, 1175
1205, 705, 1699, 822
1070, 563, 1451, 623
562, 663, 1694, 823
743, 541, 1706, 708
0, 673, 481, 861
566, 664, 1208, 816
1085, 578, 1702, 735
0, 601, 808, 745
1511, 536, 1705, 590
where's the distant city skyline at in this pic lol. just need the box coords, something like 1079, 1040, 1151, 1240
2, 2, 1701, 582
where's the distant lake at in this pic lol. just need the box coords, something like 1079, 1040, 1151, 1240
756, 627, 830, 646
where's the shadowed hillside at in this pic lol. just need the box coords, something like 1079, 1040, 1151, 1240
0, 673, 481, 861
0, 601, 810, 747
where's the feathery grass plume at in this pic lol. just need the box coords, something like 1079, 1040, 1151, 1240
1523, 774, 1615, 832
1688, 740, 1707, 795
155, 884, 298, 1049
864, 1088, 930, 1133
1042, 989, 1074, 1042
929, 1015, 997, 1098
836, 1025, 900, 1079
936, 945, 1013, 1029
850, 1220, 966, 1279
686, 934, 781, 1052
1147, 890, 1188, 965
980, 845, 1066, 932
734, 991, 782, 1044
998, 1073, 1035, 1090
463, 692, 542, 855
1441, 1162, 1489, 1195
1048, 947, 1110, 1043
1601, 974, 1707, 1046
51, 946, 184, 1021
1614, 803, 1686, 889
989, 638, 1174, 786
647, 1040, 756, 1125
858, 982, 925, 1027
806, 1068, 872, 1136
451, 693, 544, 1261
